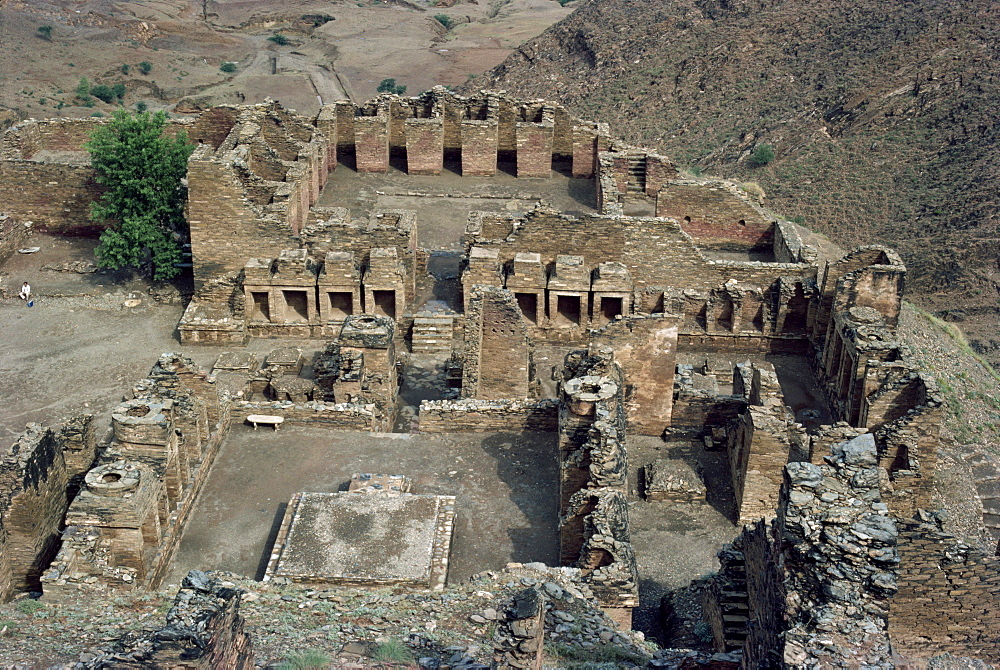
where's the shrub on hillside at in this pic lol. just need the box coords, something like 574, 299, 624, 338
749, 143, 775, 167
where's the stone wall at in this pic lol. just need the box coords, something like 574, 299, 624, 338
88, 570, 255, 669
889, 512, 1000, 661
655, 179, 774, 251
0, 212, 30, 266
0, 424, 70, 599
461, 285, 532, 400
0, 160, 104, 233
231, 399, 378, 430
417, 399, 557, 432
707, 433, 898, 666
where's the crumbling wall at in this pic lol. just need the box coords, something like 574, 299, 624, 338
0, 424, 70, 599
0, 212, 30, 266
462, 285, 532, 400
418, 399, 557, 432
708, 433, 898, 666
86, 570, 254, 669
556, 349, 638, 624
725, 363, 795, 526
655, 179, 774, 251
889, 512, 1000, 661
44, 355, 230, 593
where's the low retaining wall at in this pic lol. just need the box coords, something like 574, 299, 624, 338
231, 400, 377, 430
418, 398, 558, 432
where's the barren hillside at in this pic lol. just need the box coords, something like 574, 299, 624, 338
472, 0, 1000, 364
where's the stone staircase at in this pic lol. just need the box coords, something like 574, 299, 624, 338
411, 301, 457, 354
626, 155, 646, 194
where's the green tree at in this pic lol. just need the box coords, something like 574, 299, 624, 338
138, 61, 153, 75
219, 61, 237, 73
86, 110, 195, 280
121, 63, 131, 75
376, 78, 406, 95
37, 26, 53, 41
111, 82, 127, 100
75, 77, 91, 102
268, 33, 290, 45
749, 143, 775, 167
91, 84, 115, 103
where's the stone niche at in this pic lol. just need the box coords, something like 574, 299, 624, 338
265, 490, 455, 590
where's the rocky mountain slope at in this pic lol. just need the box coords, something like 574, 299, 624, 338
473, 0, 1000, 364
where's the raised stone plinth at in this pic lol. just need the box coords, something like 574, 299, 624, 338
265, 490, 455, 589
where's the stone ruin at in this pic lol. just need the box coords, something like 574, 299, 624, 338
0, 88, 997, 665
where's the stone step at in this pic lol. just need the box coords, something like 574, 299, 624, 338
412, 315, 454, 353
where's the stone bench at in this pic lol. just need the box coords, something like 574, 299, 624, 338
246, 414, 284, 431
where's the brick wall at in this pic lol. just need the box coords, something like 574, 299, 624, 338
354, 115, 389, 173
657, 180, 773, 251
592, 316, 678, 436
231, 400, 377, 430
405, 118, 444, 175
0, 161, 104, 232
0, 213, 30, 266
462, 286, 531, 400
515, 122, 553, 178
187, 148, 295, 290
460, 121, 498, 176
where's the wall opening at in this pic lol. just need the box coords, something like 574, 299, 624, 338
515, 293, 538, 324
282, 290, 309, 321
373, 290, 396, 319
250, 291, 270, 321
600, 296, 623, 325
327, 291, 354, 319
556, 295, 582, 327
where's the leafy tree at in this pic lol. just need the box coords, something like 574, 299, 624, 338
268, 33, 290, 45
749, 143, 775, 167
111, 82, 127, 100
134, 101, 148, 112
121, 63, 131, 75
219, 61, 237, 73
137, 61, 153, 75
75, 77, 91, 101
37, 26, 53, 41
86, 110, 195, 280
376, 78, 406, 95
91, 84, 115, 103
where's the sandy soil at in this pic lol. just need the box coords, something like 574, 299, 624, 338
0, 235, 198, 453
0, 0, 576, 121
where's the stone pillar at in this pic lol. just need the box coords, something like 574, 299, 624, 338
405, 117, 444, 175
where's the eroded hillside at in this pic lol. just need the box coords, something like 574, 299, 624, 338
472, 0, 1000, 363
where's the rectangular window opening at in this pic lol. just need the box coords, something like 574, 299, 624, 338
556, 295, 581, 327
282, 290, 309, 322
373, 290, 396, 319
515, 293, 538, 324
600, 296, 623, 325
250, 291, 270, 321
327, 292, 353, 319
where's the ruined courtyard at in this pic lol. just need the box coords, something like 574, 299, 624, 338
0, 89, 998, 666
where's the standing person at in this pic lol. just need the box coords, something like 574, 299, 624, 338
18, 282, 30, 301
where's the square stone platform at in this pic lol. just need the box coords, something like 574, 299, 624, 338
264, 491, 455, 589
